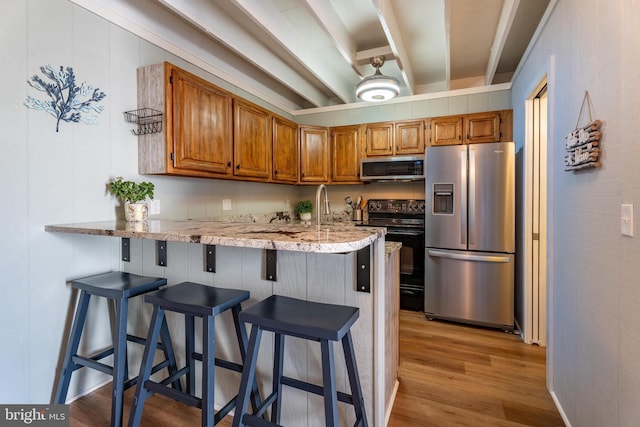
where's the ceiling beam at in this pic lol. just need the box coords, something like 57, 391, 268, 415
229, 0, 358, 104
302, 0, 362, 77
485, 0, 520, 85
155, 0, 329, 107
372, 0, 416, 95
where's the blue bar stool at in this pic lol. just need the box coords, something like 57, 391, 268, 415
128, 282, 262, 427
54, 271, 180, 427
232, 295, 368, 427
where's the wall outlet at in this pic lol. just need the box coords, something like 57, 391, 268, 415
222, 199, 232, 211
148, 199, 160, 215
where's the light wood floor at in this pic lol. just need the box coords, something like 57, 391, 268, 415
69, 310, 564, 426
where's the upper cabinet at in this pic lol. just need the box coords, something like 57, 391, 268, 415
272, 116, 299, 183
465, 112, 500, 144
299, 126, 330, 183
331, 125, 363, 183
429, 116, 463, 146
428, 110, 512, 146
138, 62, 233, 177
137, 62, 512, 186
365, 122, 394, 156
233, 99, 271, 179
137, 62, 292, 183
365, 120, 425, 156
395, 120, 426, 155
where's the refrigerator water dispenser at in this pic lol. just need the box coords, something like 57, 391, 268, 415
433, 183, 454, 214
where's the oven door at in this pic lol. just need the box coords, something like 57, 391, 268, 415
385, 228, 425, 311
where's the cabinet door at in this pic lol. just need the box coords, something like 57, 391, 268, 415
430, 116, 463, 146
395, 120, 425, 155
272, 116, 298, 183
331, 125, 362, 183
365, 122, 394, 156
233, 99, 271, 179
299, 126, 329, 183
465, 112, 500, 144
171, 66, 232, 174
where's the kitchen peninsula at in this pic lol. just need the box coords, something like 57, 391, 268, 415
45, 219, 396, 426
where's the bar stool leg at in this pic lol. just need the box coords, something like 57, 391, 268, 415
202, 314, 215, 427
185, 314, 196, 395
271, 333, 284, 424
342, 332, 368, 427
55, 290, 91, 404
320, 339, 338, 427
232, 325, 263, 427
129, 305, 165, 427
231, 305, 262, 414
111, 296, 129, 427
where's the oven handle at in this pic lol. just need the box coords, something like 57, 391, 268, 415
386, 230, 425, 236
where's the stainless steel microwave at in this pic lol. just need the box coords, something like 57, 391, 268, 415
360, 156, 425, 181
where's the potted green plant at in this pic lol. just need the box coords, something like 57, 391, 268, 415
108, 177, 155, 222
295, 200, 313, 223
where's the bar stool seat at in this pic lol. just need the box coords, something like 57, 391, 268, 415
54, 271, 180, 427
233, 295, 368, 427
129, 282, 261, 427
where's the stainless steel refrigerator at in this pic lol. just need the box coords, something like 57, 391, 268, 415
425, 141, 515, 330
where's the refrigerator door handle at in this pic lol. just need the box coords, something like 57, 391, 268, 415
468, 148, 476, 245
460, 150, 467, 245
427, 249, 512, 263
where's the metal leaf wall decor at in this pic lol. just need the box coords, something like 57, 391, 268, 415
24, 65, 107, 133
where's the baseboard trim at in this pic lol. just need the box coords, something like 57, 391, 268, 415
385, 379, 400, 426
64, 378, 112, 404
550, 390, 571, 427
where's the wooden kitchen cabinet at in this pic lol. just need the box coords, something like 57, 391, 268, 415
272, 115, 298, 183
331, 125, 363, 183
428, 110, 512, 146
365, 122, 394, 156
138, 62, 233, 177
429, 116, 463, 146
233, 99, 271, 179
465, 111, 500, 144
365, 120, 425, 157
299, 125, 330, 183
395, 119, 425, 154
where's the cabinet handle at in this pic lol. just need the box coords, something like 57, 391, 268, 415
227, 161, 231, 168
236, 164, 240, 170
274, 170, 278, 175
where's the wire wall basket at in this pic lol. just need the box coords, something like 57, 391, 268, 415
123, 108, 163, 135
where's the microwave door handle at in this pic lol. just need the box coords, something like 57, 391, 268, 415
460, 150, 467, 245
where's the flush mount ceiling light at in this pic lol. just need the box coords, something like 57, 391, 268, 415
356, 56, 400, 102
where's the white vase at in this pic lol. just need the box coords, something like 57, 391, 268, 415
125, 202, 148, 222
299, 212, 312, 223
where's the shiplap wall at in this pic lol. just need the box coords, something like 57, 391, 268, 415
511, 0, 640, 425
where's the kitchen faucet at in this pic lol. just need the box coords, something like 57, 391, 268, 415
315, 184, 330, 230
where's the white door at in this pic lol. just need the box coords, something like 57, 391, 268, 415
524, 83, 548, 345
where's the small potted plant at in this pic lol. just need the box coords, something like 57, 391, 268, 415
108, 177, 155, 222
295, 200, 313, 224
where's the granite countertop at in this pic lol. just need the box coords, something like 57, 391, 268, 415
45, 219, 387, 254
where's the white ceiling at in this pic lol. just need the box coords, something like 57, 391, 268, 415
73, 0, 552, 112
